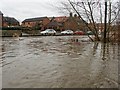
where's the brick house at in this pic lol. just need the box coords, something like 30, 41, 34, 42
3, 17, 20, 27
0, 13, 21, 36
0, 11, 3, 27
46, 16, 68, 31
46, 20, 64, 31
22, 17, 50, 30
89, 23, 112, 32
22, 14, 87, 32
63, 13, 86, 31
47, 14, 86, 32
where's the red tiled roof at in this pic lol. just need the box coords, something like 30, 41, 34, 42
54, 16, 68, 23
47, 21, 63, 27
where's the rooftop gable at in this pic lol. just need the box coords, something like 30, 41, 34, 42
22, 17, 48, 23
47, 21, 62, 27
3, 17, 19, 24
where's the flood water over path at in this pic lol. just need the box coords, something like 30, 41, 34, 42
1, 36, 119, 88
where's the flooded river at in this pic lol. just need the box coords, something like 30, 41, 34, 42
1, 36, 119, 88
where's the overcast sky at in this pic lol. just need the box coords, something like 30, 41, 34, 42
0, 0, 119, 22
0, 0, 67, 22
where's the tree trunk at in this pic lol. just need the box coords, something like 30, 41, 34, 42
104, 1, 107, 43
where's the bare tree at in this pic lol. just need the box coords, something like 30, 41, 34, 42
59, 0, 120, 42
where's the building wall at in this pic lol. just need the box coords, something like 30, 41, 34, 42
0, 14, 3, 27
22, 22, 36, 27
3, 18, 20, 27
3, 22, 19, 27
64, 17, 85, 31
88, 23, 105, 32
42, 18, 50, 26
3, 22, 8, 27
41, 18, 50, 30
54, 16, 68, 23
22, 18, 50, 30
22, 15, 86, 31
64, 20, 78, 31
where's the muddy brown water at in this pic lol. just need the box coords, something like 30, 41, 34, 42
1, 36, 119, 88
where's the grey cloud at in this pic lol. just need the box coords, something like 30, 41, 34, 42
0, 0, 66, 22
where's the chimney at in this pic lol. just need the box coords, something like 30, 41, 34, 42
74, 14, 77, 18
70, 12, 73, 17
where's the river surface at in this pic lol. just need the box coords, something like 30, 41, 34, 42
1, 36, 119, 88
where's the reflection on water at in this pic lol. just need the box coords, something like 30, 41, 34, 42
1, 36, 119, 88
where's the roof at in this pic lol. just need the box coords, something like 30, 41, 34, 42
0, 11, 3, 15
48, 17, 54, 20
65, 16, 85, 24
47, 21, 63, 27
22, 17, 48, 23
54, 16, 68, 23
3, 17, 19, 24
